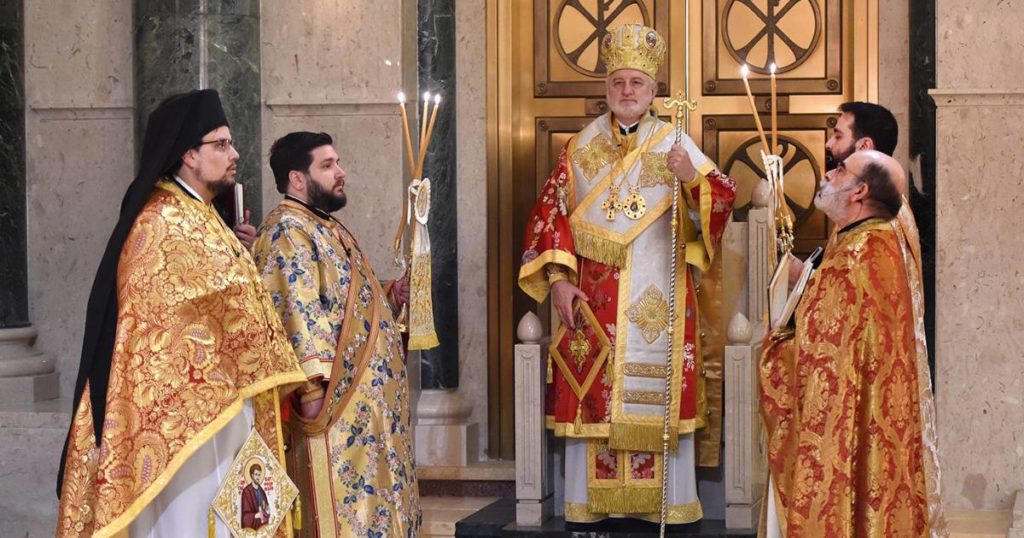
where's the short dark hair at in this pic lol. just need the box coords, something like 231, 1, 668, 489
269, 131, 334, 193
838, 102, 898, 157
860, 161, 902, 219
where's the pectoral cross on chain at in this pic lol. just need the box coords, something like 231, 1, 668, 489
602, 184, 623, 221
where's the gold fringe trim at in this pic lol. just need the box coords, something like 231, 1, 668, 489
563, 501, 703, 524
609, 422, 679, 453
408, 333, 439, 350
574, 404, 584, 434
572, 228, 628, 268
587, 485, 662, 515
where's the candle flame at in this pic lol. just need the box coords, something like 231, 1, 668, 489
423, 91, 431, 102
740, 64, 749, 78
433, 93, 441, 104
770, 63, 777, 75
398, 91, 406, 103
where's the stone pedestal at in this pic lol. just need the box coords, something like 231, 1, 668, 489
415, 389, 479, 467
513, 312, 554, 527
0, 327, 58, 408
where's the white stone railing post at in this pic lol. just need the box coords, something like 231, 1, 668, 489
513, 311, 553, 526
722, 180, 771, 529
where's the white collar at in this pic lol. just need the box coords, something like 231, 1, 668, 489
172, 175, 208, 205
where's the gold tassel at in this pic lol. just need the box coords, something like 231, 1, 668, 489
208, 508, 216, 538
574, 403, 583, 434
293, 496, 302, 530
546, 353, 553, 384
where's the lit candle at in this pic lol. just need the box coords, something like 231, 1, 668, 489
416, 93, 442, 178
740, 65, 770, 156
770, 63, 778, 155
397, 92, 416, 170
419, 91, 431, 175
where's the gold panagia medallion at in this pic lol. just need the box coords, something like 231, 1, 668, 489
622, 185, 647, 220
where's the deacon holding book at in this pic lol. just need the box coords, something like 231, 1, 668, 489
759, 149, 945, 536
518, 24, 736, 524
251, 131, 420, 537
55, 90, 306, 537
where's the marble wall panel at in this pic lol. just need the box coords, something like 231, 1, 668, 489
877, 0, 910, 168
936, 0, 1024, 90
24, 0, 132, 109
26, 115, 135, 398
24, 0, 134, 399
261, 0, 404, 104
455, 0, 488, 458
934, 98, 1024, 511
260, 108, 407, 281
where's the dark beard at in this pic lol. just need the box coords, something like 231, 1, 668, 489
210, 175, 235, 197
825, 144, 854, 172
308, 179, 347, 213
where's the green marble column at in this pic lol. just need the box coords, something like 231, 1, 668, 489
134, 0, 262, 220
0, 0, 28, 329
418, 0, 459, 389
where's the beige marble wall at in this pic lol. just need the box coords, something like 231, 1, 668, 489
260, 0, 410, 281
24, 0, 135, 399
932, 93, 1024, 512
934, 0, 1024, 512
455, 0, 489, 460
877, 0, 910, 169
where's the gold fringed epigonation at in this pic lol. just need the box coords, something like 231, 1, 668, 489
571, 228, 628, 268
588, 485, 663, 515
609, 422, 679, 453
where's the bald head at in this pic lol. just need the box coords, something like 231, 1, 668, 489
851, 149, 904, 219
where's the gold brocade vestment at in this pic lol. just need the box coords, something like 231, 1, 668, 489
252, 200, 421, 537
759, 218, 945, 537
56, 181, 307, 538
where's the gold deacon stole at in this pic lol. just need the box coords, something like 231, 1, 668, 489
405, 178, 440, 350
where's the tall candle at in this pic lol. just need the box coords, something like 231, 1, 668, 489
397, 92, 416, 170
740, 64, 771, 156
416, 93, 442, 178
770, 63, 778, 155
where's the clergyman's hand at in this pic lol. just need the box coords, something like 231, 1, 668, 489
786, 252, 804, 291
392, 274, 411, 307
551, 280, 589, 330
300, 397, 324, 419
666, 144, 696, 182
233, 209, 256, 250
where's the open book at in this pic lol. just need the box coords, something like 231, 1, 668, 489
768, 246, 824, 330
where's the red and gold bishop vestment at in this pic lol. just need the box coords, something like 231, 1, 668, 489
519, 112, 735, 522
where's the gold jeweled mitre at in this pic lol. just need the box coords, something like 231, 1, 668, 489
600, 23, 666, 79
